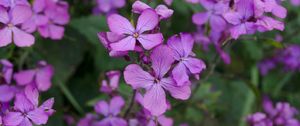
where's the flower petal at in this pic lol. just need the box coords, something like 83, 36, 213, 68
94, 101, 109, 116
110, 36, 136, 51
184, 57, 206, 74
143, 84, 167, 116
223, 12, 242, 25
155, 5, 174, 19
124, 64, 154, 89
210, 15, 226, 32
49, 24, 65, 40
0, 27, 12, 47
137, 33, 163, 50
14, 93, 35, 112
14, 70, 36, 86
158, 115, 173, 126
24, 85, 39, 107
161, 78, 191, 100
36, 65, 54, 91
136, 9, 159, 33
11, 5, 32, 25
151, 45, 175, 78
3, 112, 24, 126
27, 108, 49, 125
109, 96, 125, 116
110, 117, 127, 126
172, 62, 189, 86
12, 27, 35, 47
40, 98, 55, 116
0, 6, 9, 23
0, 85, 15, 102
192, 12, 209, 25
107, 14, 134, 34
132, 1, 151, 14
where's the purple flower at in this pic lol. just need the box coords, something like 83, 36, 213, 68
97, 32, 128, 57
0, 5, 34, 47
3, 86, 54, 126
100, 70, 121, 94
0, 59, 13, 84
167, 33, 206, 86
277, 45, 300, 71
258, 59, 276, 76
290, 0, 300, 6
247, 112, 273, 126
93, 96, 127, 126
94, 0, 125, 14
124, 45, 191, 116
0, 60, 15, 102
192, 0, 228, 32
107, 9, 163, 51
133, 109, 173, 126
132, 1, 174, 20
0, 0, 29, 8
164, 0, 173, 5
77, 113, 98, 126
14, 61, 54, 91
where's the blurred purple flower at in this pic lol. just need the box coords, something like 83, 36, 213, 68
124, 45, 191, 116
132, 1, 174, 20
100, 70, 121, 94
167, 33, 206, 86
258, 59, 276, 76
94, 0, 125, 14
77, 113, 98, 126
93, 96, 127, 126
0, 60, 15, 102
0, 5, 34, 47
107, 9, 163, 51
0, 0, 29, 8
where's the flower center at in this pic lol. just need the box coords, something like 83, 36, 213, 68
154, 79, 160, 84
7, 23, 14, 28
133, 32, 139, 38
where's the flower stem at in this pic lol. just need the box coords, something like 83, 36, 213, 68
124, 89, 136, 118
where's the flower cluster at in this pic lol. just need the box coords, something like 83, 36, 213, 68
0, 0, 70, 47
98, 0, 206, 118
0, 59, 55, 126
258, 44, 300, 75
247, 97, 300, 126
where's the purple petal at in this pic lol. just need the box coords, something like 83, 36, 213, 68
155, 5, 174, 19
27, 108, 49, 125
97, 0, 111, 13
192, 12, 209, 25
100, 80, 112, 93
183, 57, 206, 74
230, 24, 247, 39
18, 117, 32, 126
143, 84, 167, 116
40, 98, 55, 116
161, 78, 191, 100
12, 27, 35, 47
124, 64, 154, 89
14, 70, 36, 86
137, 33, 163, 50
0, 27, 12, 47
11, 5, 32, 25
172, 63, 189, 86
49, 24, 64, 40
24, 85, 39, 106
223, 12, 241, 25
167, 33, 194, 59
111, 0, 125, 8
33, 0, 46, 13
158, 115, 173, 126
107, 14, 134, 34
210, 15, 226, 32
0, 59, 13, 84
36, 65, 54, 91
110, 36, 136, 51
136, 9, 159, 33
0, 85, 15, 102
110, 117, 127, 126
3, 112, 24, 126
14, 93, 34, 112
0, 6, 9, 24
106, 70, 121, 90
164, 0, 173, 5
109, 96, 125, 116
94, 101, 109, 116
38, 25, 50, 38
132, 1, 151, 14
151, 45, 175, 78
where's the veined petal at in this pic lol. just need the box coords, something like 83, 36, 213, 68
0, 27, 12, 47
183, 57, 206, 74
110, 36, 136, 51
107, 14, 134, 34
27, 108, 49, 125
161, 78, 191, 100
124, 64, 154, 89
223, 12, 242, 25
11, 5, 32, 25
143, 84, 167, 116
136, 9, 159, 33
137, 33, 163, 50
172, 62, 189, 86
0, 6, 9, 23
24, 85, 39, 107
14, 93, 34, 113
12, 27, 35, 47
151, 45, 175, 78
3, 112, 24, 126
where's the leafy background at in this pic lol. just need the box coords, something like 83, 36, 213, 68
1, 0, 300, 126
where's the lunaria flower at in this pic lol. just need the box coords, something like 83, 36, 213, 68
124, 45, 191, 116
107, 9, 163, 51
167, 33, 206, 86
93, 96, 127, 126
132, 1, 174, 20
100, 70, 121, 94
0, 5, 34, 47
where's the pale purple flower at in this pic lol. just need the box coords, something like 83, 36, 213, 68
247, 112, 273, 126
107, 9, 163, 51
167, 33, 206, 86
77, 113, 98, 126
93, 96, 127, 126
94, 0, 125, 14
0, 0, 29, 8
132, 1, 174, 20
124, 45, 191, 116
97, 32, 128, 57
3, 85, 54, 126
290, 0, 300, 6
192, 0, 229, 32
100, 70, 121, 94
0, 5, 34, 47
277, 45, 300, 71
258, 59, 276, 76
14, 61, 54, 91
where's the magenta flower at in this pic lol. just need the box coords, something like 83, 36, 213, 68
0, 0, 29, 8
0, 5, 34, 47
93, 96, 127, 126
107, 9, 163, 51
132, 1, 174, 20
167, 33, 206, 86
14, 61, 54, 91
192, 0, 228, 32
100, 70, 121, 94
94, 0, 125, 14
97, 32, 128, 57
3, 86, 54, 126
124, 45, 191, 116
